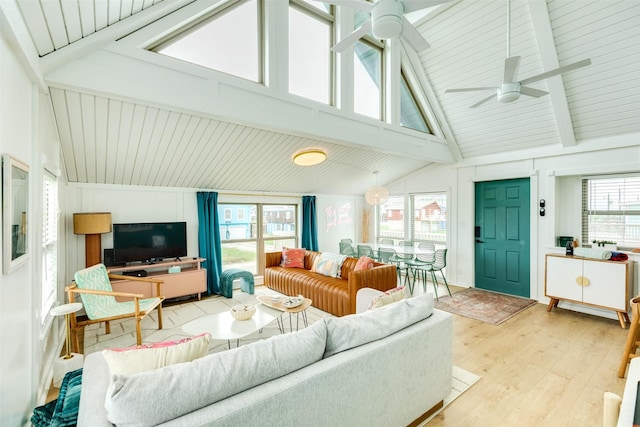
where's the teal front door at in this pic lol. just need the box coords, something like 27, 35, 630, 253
474, 178, 530, 297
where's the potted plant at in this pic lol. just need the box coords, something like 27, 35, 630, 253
592, 240, 617, 250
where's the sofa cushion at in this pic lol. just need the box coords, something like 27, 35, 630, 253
102, 333, 211, 376
312, 252, 348, 278
324, 293, 434, 358
281, 247, 306, 268
105, 318, 328, 426
369, 286, 406, 310
354, 255, 374, 271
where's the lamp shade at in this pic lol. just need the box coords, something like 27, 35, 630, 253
365, 186, 390, 206
73, 212, 112, 235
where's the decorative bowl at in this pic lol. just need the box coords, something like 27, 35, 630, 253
230, 304, 256, 321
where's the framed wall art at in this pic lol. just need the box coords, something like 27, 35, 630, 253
3, 154, 29, 273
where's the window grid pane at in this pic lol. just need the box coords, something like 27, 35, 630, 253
400, 72, 431, 133
377, 196, 405, 242
289, 5, 332, 104
410, 193, 447, 244
582, 176, 640, 247
354, 41, 381, 119
42, 172, 58, 323
156, 0, 261, 82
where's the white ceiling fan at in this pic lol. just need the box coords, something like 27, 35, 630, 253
445, 0, 591, 108
313, 0, 453, 52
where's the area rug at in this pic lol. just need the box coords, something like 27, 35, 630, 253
434, 287, 537, 325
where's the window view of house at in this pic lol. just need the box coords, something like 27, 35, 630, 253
219, 203, 297, 272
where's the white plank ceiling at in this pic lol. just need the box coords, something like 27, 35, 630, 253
12, 0, 640, 195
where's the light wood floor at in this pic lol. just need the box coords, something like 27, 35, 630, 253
427, 284, 629, 427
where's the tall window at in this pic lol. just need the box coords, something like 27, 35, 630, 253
289, 1, 333, 104
410, 192, 447, 244
377, 196, 405, 242
582, 175, 640, 248
354, 40, 382, 119
154, 0, 261, 82
219, 203, 297, 274
42, 171, 58, 323
400, 71, 431, 133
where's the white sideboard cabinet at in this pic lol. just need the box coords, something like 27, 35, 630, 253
545, 254, 632, 328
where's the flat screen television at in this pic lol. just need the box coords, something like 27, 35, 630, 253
113, 222, 187, 264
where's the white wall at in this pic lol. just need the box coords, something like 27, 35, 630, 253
0, 26, 63, 424
387, 139, 640, 319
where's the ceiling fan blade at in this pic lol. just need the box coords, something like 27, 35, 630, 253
331, 20, 372, 53
470, 93, 497, 108
400, 17, 429, 51
310, 0, 373, 12
520, 86, 548, 98
503, 56, 521, 83
402, 0, 453, 13
445, 87, 496, 93
519, 58, 592, 86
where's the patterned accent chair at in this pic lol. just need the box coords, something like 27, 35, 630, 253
66, 264, 164, 352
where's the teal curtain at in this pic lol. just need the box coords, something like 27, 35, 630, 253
197, 192, 223, 295
301, 195, 318, 251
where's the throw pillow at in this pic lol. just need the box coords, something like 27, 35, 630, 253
368, 286, 406, 310
324, 293, 434, 358
50, 368, 83, 427
102, 333, 211, 376
312, 252, 348, 278
281, 247, 306, 268
105, 319, 328, 426
354, 255, 374, 271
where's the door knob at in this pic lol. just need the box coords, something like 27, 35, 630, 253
475, 239, 484, 244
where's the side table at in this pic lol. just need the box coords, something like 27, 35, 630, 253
50, 302, 84, 387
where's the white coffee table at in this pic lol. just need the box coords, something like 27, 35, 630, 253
182, 304, 280, 348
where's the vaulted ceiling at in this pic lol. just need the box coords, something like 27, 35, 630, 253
7, 0, 640, 196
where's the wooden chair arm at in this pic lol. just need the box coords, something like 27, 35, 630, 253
67, 284, 145, 300
107, 274, 164, 285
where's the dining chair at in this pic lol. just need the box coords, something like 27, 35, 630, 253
339, 242, 357, 257
357, 244, 379, 261
414, 249, 451, 300
378, 238, 394, 246
66, 263, 165, 352
406, 242, 435, 284
340, 238, 353, 244
377, 247, 396, 263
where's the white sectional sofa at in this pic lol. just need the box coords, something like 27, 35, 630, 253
78, 293, 453, 427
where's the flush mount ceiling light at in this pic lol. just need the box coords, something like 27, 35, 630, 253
292, 149, 327, 166
365, 171, 389, 206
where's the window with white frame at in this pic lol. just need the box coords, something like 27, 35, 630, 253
377, 195, 405, 243
400, 71, 432, 133
42, 171, 58, 323
154, 0, 261, 83
410, 192, 447, 244
354, 40, 382, 119
288, 1, 333, 104
582, 175, 640, 248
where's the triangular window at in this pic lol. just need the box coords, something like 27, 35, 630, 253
153, 0, 261, 83
400, 70, 432, 134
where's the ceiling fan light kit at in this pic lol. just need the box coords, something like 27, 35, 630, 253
371, 0, 404, 39
498, 82, 521, 103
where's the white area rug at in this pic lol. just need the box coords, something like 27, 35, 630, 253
82, 287, 479, 421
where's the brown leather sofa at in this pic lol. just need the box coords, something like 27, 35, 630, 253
264, 250, 398, 316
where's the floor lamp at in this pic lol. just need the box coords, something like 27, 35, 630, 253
50, 302, 83, 387
73, 212, 112, 267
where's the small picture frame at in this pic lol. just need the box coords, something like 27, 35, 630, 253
3, 154, 29, 273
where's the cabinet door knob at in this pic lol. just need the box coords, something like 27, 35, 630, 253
575, 276, 591, 287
